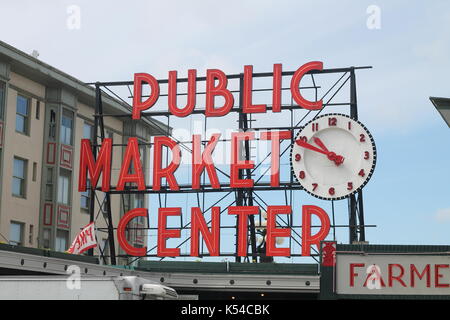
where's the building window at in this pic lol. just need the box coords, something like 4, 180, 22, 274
35, 101, 40, 120
32, 162, 37, 182
55, 230, 69, 252
45, 167, 54, 201
80, 179, 91, 210
16, 95, 30, 134
9, 222, 24, 246
49, 109, 56, 140
58, 169, 71, 205
60, 109, 74, 145
42, 228, 51, 249
29, 225, 34, 245
12, 157, 27, 197
0, 82, 5, 120
83, 122, 94, 141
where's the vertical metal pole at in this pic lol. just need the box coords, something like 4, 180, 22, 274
235, 75, 244, 263
349, 68, 366, 243
235, 74, 258, 262
349, 69, 358, 244
350, 68, 358, 119
97, 86, 117, 265
235, 188, 243, 263
348, 195, 357, 243
88, 85, 100, 257
357, 191, 366, 241
242, 84, 258, 263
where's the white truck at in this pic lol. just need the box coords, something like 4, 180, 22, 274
0, 275, 178, 300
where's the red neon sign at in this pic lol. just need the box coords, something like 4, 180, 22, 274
79, 134, 331, 257
131, 61, 324, 119
79, 62, 333, 258
115, 205, 329, 257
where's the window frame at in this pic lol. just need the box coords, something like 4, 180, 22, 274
12, 157, 27, 198
0, 81, 5, 121
57, 169, 71, 205
55, 229, 69, 252
42, 228, 51, 249
80, 178, 91, 211
9, 221, 24, 246
83, 121, 94, 141
15, 94, 30, 135
60, 109, 74, 146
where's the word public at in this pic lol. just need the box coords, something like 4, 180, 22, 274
132, 61, 324, 119
78, 62, 332, 258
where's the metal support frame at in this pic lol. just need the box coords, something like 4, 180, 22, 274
89, 83, 117, 264
88, 65, 372, 265
348, 68, 366, 244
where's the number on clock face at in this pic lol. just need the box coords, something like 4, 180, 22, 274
291, 113, 376, 200
312, 123, 319, 132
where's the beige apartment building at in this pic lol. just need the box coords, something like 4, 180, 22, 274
0, 41, 166, 264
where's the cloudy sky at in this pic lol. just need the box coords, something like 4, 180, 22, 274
1, 1, 449, 261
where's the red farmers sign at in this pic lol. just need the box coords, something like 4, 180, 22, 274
78, 62, 332, 257
336, 254, 450, 295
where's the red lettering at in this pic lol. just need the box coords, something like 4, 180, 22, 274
190, 207, 220, 256
230, 132, 255, 188
388, 264, 407, 287
192, 134, 220, 189
205, 69, 234, 117
260, 131, 291, 187
78, 138, 112, 192
117, 208, 148, 256
290, 61, 323, 110
410, 264, 431, 288
266, 206, 291, 257
132, 73, 160, 120
168, 70, 196, 117
272, 64, 282, 112
79, 232, 87, 246
435, 264, 450, 288
153, 136, 181, 191
84, 227, 94, 242
350, 263, 365, 287
116, 138, 146, 191
157, 207, 181, 257
243, 65, 266, 113
301, 205, 330, 256
228, 206, 259, 257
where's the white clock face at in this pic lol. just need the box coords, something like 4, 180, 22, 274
290, 113, 376, 200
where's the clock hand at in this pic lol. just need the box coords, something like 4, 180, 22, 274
296, 138, 345, 166
295, 139, 329, 155
313, 137, 329, 152
313, 137, 345, 166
